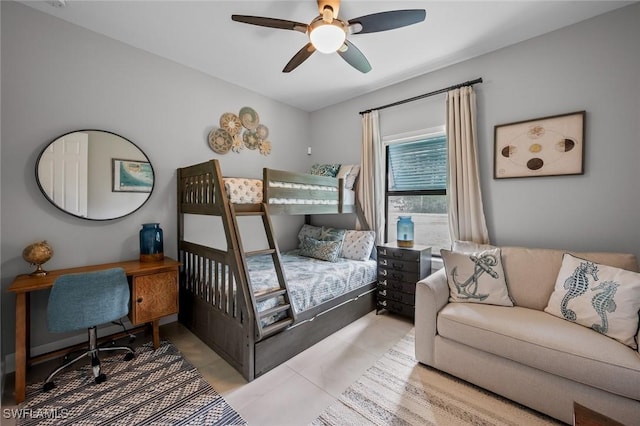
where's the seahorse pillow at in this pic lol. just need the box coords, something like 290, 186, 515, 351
544, 253, 640, 348
441, 248, 513, 307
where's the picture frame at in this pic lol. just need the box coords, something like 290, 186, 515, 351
112, 158, 153, 192
494, 111, 585, 179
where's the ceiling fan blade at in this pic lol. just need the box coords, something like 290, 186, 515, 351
337, 40, 371, 73
348, 9, 426, 34
231, 15, 308, 33
283, 43, 317, 73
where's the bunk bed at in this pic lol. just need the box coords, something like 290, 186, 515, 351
177, 160, 376, 381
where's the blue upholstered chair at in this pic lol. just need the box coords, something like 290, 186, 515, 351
43, 267, 135, 391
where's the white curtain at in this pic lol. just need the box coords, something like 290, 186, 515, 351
446, 86, 490, 244
358, 111, 385, 244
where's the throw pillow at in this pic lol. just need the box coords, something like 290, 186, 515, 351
297, 224, 322, 248
441, 248, 513, 306
319, 226, 346, 243
299, 236, 342, 262
544, 253, 640, 348
344, 165, 360, 190
341, 230, 375, 261
310, 164, 341, 177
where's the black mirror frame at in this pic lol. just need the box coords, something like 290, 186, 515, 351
35, 129, 155, 221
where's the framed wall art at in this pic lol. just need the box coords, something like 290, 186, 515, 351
112, 158, 153, 192
494, 111, 585, 179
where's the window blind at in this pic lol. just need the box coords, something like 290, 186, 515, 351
387, 135, 447, 191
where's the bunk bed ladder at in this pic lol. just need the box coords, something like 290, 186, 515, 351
233, 203, 297, 341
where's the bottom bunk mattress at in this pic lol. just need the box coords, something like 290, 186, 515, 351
248, 250, 377, 319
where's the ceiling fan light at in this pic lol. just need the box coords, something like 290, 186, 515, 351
310, 22, 346, 54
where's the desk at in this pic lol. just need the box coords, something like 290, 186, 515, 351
8, 257, 181, 404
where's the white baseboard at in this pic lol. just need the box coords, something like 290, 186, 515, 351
4, 316, 178, 374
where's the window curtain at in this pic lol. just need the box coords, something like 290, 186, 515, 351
358, 111, 385, 244
446, 86, 490, 244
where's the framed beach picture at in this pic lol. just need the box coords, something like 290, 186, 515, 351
494, 111, 585, 179
112, 158, 154, 192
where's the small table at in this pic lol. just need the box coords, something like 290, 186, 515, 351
573, 402, 625, 426
7, 257, 181, 404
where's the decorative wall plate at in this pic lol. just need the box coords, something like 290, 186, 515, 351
239, 106, 260, 130
243, 130, 260, 150
256, 124, 269, 140
208, 128, 232, 154
220, 112, 242, 135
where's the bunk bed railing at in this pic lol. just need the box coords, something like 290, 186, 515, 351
264, 168, 346, 215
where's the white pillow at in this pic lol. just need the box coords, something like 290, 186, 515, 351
441, 248, 513, 306
344, 165, 360, 190
341, 230, 375, 261
544, 253, 640, 348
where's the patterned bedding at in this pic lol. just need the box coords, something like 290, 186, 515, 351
249, 250, 377, 317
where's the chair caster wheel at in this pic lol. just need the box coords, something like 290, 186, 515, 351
123, 352, 134, 361
43, 381, 55, 392
95, 373, 107, 384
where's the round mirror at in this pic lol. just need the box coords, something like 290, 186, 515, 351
36, 130, 154, 220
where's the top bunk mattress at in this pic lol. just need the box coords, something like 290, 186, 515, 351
223, 177, 355, 205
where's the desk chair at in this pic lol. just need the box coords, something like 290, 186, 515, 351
43, 267, 135, 391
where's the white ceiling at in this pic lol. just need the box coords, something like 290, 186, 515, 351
22, 1, 634, 112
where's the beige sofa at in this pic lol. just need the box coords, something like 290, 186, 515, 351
415, 245, 640, 425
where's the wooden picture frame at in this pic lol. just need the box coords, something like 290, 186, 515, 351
494, 111, 585, 179
112, 158, 153, 192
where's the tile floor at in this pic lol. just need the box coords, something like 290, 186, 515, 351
2, 311, 413, 426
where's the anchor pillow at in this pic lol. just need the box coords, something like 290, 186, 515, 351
545, 253, 640, 349
441, 248, 513, 306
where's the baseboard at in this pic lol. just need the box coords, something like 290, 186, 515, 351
4, 316, 178, 374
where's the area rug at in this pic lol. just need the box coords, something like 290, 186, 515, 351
313, 330, 563, 426
18, 340, 246, 426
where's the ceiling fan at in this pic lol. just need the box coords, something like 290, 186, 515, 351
231, 0, 426, 73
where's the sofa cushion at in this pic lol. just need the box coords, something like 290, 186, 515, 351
499, 246, 639, 311
437, 303, 640, 400
545, 253, 640, 349
441, 248, 513, 306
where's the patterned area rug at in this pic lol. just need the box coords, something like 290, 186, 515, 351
18, 340, 246, 426
313, 330, 563, 426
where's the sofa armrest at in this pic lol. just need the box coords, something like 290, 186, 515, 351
415, 268, 450, 366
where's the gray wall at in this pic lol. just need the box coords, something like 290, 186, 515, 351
310, 3, 640, 259
1, 1, 309, 367
2, 0, 639, 387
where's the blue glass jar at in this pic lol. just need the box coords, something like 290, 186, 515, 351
397, 216, 414, 248
139, 223, 164, 262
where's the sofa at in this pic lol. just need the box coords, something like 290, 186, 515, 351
415, 244, 640, 425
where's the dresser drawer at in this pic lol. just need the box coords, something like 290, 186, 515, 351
377, 268, 419, 283
377, 257, 421, 273
377, 246, 421, 262
376, 299, 415, 318
377, 289, 415, 305
377, 278, 416, 294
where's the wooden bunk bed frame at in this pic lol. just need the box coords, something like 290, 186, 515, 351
177, 159, 376, 381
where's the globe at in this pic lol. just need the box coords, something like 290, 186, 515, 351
22, 241, 54, 276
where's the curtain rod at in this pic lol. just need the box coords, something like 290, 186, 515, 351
358, 77, 483, 115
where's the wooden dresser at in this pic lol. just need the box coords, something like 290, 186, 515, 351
376, 243, 431, 319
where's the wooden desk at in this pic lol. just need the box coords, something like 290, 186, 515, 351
7, 257, 181, 404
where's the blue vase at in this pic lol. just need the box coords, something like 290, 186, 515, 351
397, 216, 414, 248
139, 223, 164, 262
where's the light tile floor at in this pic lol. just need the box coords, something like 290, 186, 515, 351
2, 311, 413, 426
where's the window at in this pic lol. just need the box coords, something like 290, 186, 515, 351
385, 131, 450, 253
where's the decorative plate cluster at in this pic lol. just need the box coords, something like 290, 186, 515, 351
208, 107, 271, 155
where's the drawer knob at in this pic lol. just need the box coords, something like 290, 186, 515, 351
392, 263, 404, 270
392, 252, 403, 258
379, 290, 387, 296
378, 279, 387, 286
